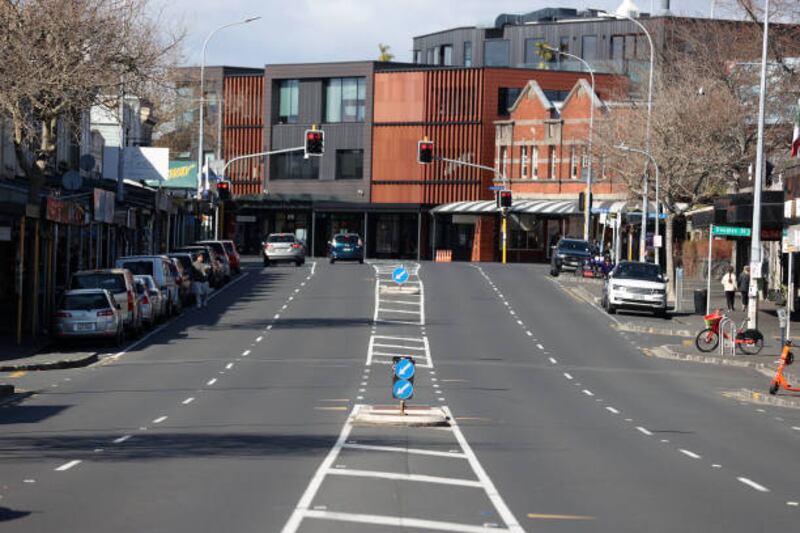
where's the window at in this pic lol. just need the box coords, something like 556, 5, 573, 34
544, 90, 570, 102
499, 146, 509, 179
433, 46, 441, 65
484, 39, 510, 67
497, 87, 522, 116
270, 151, 319, 180
521, 146, 528, 179
532, 146, 539, 178
278, 79, 299, 124
581, 35, 597, 60
611, 35, 625, 60
524, 38, 545, 65
414, 50, 422, 63
441, 45, 453, 66
464, 41, 473, 66
508, 215, 544, 251
624, 35, 637, 60
335, 149, 363, 180
559, 36, 570, 54
549, 147, 557, 179
581, 150, 590, 179
427, 48, 434, 64
325, 78, 366, 123
570, 147, 577, 179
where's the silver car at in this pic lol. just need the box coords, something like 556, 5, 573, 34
134, 275, 165, 323
263, 233, 306, 266
53, 289, 124, 345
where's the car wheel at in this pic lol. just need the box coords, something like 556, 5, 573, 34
655, 307, 668, 319
359, 258, 364, 264
550, 266, 559, 277
769, 381, 780, 395
329, 257, 335, 264
606, 302, 616, 315
263, 258, 270, 267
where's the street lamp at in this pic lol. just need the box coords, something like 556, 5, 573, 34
196, 16, 262, 202
544, 45, 596, 242
599, 9, 655, 263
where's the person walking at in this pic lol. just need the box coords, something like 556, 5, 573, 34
738, 265, 750, 312
721, 266, 737, 312
191, 255, 209, 309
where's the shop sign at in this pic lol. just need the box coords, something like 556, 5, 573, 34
784, 225, 800, 253
155, 190, 171, 212
46, 197, 86, 225
452, 214, 477, 225
93, 189, 115, 223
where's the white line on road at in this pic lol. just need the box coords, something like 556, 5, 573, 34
679, 449, 701, 459
206, 378, 217, 386
267, 324, 273, 330
549, 357, 557, 364
256, 336, 263, 342
526, 331, 533, 337
737, 477, 769, 492
300, 510, 503, 533
55, 460, 81, 472
536, 344, 544, 350
242, 350, 251, 357
226, 363, 234, 370
606, 406, 620, 414
636, 426, 653, 436
582, 389, 594, 397
182, 397, 194, 405
563, 372, 573, 380
326, 468, 482, 488
112, 435, 131, 444
273, 314, 280, 320
792, 426, 800, 431
153, 416, 167, 424
516, 320, 523, 326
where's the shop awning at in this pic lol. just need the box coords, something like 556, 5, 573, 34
430, 199, 629, 215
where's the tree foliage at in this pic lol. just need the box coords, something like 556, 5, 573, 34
378, 43, 394, 62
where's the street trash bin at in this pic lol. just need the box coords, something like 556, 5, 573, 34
694, 289, 707, 314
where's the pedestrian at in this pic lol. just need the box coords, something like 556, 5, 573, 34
721, 265, 737, 312
738, 265, 750, 312
191, 254, 209, 309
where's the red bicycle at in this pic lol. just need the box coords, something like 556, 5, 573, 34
695, 309, 764, 355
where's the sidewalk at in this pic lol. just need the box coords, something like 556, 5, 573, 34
0, 334, 98, 372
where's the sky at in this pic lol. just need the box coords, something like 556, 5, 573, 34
156, 0, 724, 69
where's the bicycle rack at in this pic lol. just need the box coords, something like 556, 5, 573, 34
718, 317, 736, 356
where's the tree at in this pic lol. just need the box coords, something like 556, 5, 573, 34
0, 0, 182, 203
378, 43, 394, 62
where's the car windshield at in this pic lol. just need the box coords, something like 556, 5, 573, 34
558, 240, 590, 253
203, 242, 226, 255
71, 274, 127, 293
268, 235, 295, 243
62, 293, 111, 310
135, 276, 156, 290
170, 256, 192, 271
119, 261, 154, 276
614, 262, 664, 281
334, 235, 360, 245
223, 242, 235, 255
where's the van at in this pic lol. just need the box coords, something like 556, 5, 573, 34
69, 269, 141, 334
115, 256, 179, 316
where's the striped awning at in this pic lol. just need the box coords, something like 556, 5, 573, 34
430, 199, 630, 215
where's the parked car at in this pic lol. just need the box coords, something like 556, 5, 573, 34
602, 261, 668, 318
174, 246, 225, 288
550, 238, 593, 276
115, 256, 179, 317
133, 278, 154, 328
166, 258, 186, 313
53, 289, 124, 346
168, 253, 195, 305
134, 275, 165, 324
197, 241, 232, 281
328, 233, 364, 264
263, 233, 306, 266
69, 269, 141, 335
221, 240, 241, 274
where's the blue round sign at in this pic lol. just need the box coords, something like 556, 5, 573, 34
392, 266, 410, 285
393, 379, 414, 400
394, 359, 415, 380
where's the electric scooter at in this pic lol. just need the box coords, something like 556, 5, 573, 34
768, 340, 800, 395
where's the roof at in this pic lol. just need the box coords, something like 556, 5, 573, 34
560, 78, 606, 111
508, 80, 554, 114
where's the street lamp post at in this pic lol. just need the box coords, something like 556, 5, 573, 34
747, 0, 771, 329
545, 46, 596, 242
196, 17, 261, 205
600, 10, 655, 263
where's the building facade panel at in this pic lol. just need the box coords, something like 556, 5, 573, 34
223, 74, 265, 197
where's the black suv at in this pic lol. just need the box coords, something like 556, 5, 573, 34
550, 238, 593, 276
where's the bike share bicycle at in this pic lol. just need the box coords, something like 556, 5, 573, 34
695, 309, 764, 355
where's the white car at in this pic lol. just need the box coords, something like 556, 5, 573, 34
602, 261, 668, 318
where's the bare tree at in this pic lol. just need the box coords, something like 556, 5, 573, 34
0, 0, 182, 203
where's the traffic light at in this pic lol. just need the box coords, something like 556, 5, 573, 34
577, 191, 592, 213
216, 180, 231, 201
417, 140, 434, 164
498, 189, 512, 209
304, 129, 324, 156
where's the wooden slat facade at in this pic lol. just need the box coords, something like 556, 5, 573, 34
223, 74, 265, 196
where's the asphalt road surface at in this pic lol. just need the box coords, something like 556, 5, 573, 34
1, 258, 800, 532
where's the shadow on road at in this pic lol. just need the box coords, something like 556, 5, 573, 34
0, 507, 33, 523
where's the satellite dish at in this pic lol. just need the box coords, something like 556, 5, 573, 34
62, 170, 83, 191
79, 154, 96, 172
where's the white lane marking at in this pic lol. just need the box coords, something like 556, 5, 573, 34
679, 449, 701, 460
792, 426, 800, 431
606, 406, 620, 414
636, 426, 653, 436
343, 443, 467, 459
301, 510, 503, 533
787, 501, 799, 507
582, 389, 594, 397
256, 336, 263, 342
563, 372, 573, 380
55, 460, 81, 472
207, 378, 217, 386
267, 324, 273, 330
23, 479, 35, 483
294, 288, 300, 293
226, 363, 234, 370
242, 350, 251, 357
526, 331, 533, 337
182, 397, 195, 405
737, 477, 769, 492
516, 320, 523, 326
444, 406, 524, 532
712, 464, 722, 468
274, 314, 280, 320
372, 343, 426, 351
510, 310, 516, 315
113, 435, 131, 444
536, 343, 544, 350
327, 468, 482, 488
380, 308, 422, 315
548, 357, 557, 364
153, 416, 167, 424
282, 305, 288, 310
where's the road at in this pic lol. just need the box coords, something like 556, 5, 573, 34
1, 258, 799, 532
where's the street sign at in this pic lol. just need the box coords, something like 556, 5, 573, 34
712, 225, 751, 237
394, 358, 415, 380
392, 266, 409, 285
392, 379, 414, 400
488, 185, 504, 191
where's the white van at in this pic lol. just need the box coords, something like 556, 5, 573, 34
115, 256, 179, 317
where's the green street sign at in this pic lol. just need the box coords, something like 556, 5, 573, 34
712, 225, 751, 237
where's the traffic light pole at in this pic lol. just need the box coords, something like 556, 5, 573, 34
434, 156, 510, 264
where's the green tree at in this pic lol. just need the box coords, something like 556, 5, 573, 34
378, 43, 394, 62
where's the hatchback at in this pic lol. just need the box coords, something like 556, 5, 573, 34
263, 234, 306, 266
70, 269, 140, 335
328, 234, 364, 264
134, 275, 165, 324
54, 289, 124, 345
221, 240, 241, 274
115, 256, 179, 316
197, 241, 232, 281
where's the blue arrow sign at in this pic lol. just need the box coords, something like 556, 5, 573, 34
394, 359, 415, 380
393, 379, 414, 400
392, 266, 409, 285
